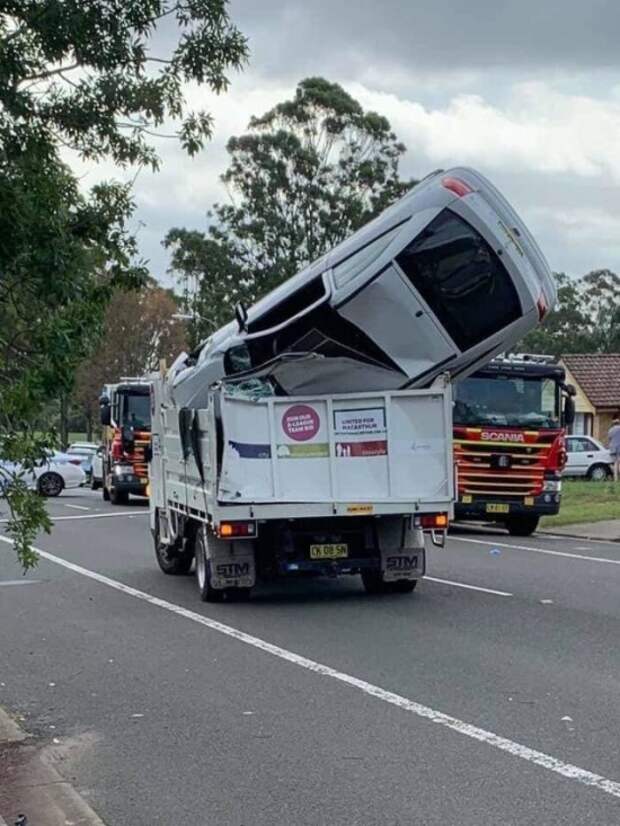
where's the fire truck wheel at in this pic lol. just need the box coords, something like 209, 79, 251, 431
195, 531, 224, 602
37, 472, 64, 498
506, 515, 539, 536
90, 475, 101, 491
103, 485, 110, 501
110, 487, 129, 506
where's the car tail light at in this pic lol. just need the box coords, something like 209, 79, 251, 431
537, 293, 548, 320
420, 513, 449, 529
441, 176, 473, 197
68, 458, 82, 466
218, 521, 256, 538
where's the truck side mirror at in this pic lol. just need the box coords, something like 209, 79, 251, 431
100, 404, 111, 426
564, 396, 575, 428
121, 424, 135, 451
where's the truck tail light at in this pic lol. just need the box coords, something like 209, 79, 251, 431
420, 513, 449, 529
218, 521, 256, 539
442, 176, 473, 197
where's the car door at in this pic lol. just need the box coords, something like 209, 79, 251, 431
565, 437, 590, 476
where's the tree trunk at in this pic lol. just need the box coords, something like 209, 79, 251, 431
59, 395, 68, 450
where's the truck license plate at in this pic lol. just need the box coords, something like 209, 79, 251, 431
486, 503, 510, 514
309, 543, 348, 560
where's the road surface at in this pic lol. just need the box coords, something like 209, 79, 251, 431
1, 489, 619, 825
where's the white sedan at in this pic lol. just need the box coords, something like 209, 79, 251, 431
564, 436, 613, 480
0, 453, 86, 497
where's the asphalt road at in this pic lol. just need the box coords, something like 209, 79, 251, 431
1, 488, 619, 825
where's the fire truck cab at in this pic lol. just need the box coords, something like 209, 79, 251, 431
453, 355, 575, 536
99, 378, 151, 505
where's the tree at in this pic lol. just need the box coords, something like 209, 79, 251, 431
165, 77, 413, 342
0, 1, 247, 567
519, 270, 620, 357
72, 284, 188, 437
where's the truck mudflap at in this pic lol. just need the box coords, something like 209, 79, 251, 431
377, 520, 426, 581
206, 533, 257, 590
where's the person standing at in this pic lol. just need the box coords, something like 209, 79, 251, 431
608, 414, 620, 481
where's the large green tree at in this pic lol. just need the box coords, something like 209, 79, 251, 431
519, 270, 620, 357
0, 0, 247, 567
165, 77, 413, 343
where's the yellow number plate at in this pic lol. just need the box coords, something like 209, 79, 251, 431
486, 503, 510, 514
309, 543, 348, 560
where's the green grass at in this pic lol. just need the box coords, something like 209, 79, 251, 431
541, 480, 620, 528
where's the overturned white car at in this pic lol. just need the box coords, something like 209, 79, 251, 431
149, 168, 555, 601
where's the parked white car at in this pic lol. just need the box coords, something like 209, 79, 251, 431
0, 453, 86, 497
90, 446, 105, 490
67, 442, 100, 482
564, 436, 612, 480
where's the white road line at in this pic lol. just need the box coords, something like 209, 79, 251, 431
0, 579, 40, 586
453, 536, 620, 566
425, 576, 512, 597
63, 503, 91, 511
0, 511, 147, 524
1, 536, 619, 800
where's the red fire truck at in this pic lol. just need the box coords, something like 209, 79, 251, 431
453, 356, 575, 536
99, 379, 151, 505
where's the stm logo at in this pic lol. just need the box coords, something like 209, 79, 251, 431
216, 563, 250, 578
386, 555, 418, 572
481, 430, 525, 443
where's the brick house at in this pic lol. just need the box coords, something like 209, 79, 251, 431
560, 354, 620, 440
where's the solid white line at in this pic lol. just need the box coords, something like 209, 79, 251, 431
453, 536, 620, 566
0, 579, 41, 586
63, 503, 90, 511
425, 576, 512, 597
1, 536, 618, 800
0, 511, 147, 524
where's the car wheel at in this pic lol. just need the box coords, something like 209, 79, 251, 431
587, 463, 611, 481
37, 472, 64, 498
90, 474, 101, 491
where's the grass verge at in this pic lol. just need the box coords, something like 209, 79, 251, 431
541, 479, 620, 528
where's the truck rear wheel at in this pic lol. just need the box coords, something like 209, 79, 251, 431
154, 518, 193, 576
195, 530, 224, 602
506, 515, 539, 537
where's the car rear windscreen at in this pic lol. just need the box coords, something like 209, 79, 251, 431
395, 210, 522, 351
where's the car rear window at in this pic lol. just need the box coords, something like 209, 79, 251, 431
395, 210, 522, 351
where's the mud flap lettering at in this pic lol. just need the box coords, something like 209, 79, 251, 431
207, 538, 256, 589
381, 547, 425, 582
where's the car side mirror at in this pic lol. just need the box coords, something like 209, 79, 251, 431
235, 301, 248, 333
564, 396, 575, 428
100, 404, 111, 426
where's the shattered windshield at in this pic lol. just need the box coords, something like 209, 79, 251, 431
454, 375, 560, 429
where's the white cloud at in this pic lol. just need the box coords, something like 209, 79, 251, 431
347, 81, 620, 182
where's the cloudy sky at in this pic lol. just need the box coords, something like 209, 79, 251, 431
74, 0, 620, 286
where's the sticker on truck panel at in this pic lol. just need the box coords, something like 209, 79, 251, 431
383, 553, 421, 581
281, 405, 320, 441
333, 408, 386, 436
346, 504, 374, 514
229, 440, 272, 459
335, 440, 387, 457
276, 443, 329, 459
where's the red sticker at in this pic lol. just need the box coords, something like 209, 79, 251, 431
335, 440, 388, 457
282, 405, 320, 442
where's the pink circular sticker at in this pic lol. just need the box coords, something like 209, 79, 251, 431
282, 404, 320, 442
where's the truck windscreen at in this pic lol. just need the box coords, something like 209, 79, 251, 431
454, 375, 560, 429
121, 393, 151, 429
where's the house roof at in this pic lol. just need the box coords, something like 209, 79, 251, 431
561, 354, 620, 410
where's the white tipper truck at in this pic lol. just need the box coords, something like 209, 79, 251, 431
148, 167, 556, 602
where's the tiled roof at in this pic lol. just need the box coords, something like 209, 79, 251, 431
561, 354, 620, 409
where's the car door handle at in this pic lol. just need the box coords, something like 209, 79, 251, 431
587, 453, 594, 458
